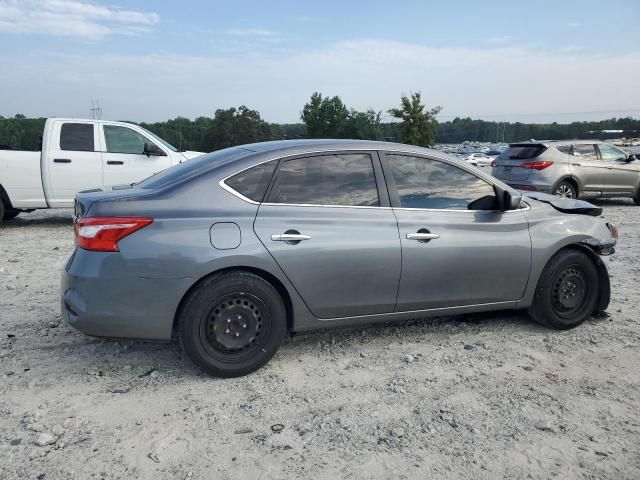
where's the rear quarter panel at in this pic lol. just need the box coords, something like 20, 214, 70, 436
75, 170, 315, 338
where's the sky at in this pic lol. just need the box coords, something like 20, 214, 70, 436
0, 0, 639, 124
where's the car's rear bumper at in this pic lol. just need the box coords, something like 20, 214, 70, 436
499, 180, 554, 194
61, 248, 193, 341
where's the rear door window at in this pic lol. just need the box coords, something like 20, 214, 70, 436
572, 144, 598, 159
60, 123, 94, 152
267, 153, 379, 207
556, 145, 572, 154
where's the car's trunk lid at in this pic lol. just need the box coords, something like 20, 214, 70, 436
492, 143, 548, 181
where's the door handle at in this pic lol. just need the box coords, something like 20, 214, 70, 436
571, 163, 581, 167
271, 234, 311, 242
107, 160, 124, 165
406, 232, 440, 241
54, 158, 72, 163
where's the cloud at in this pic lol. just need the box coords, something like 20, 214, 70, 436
0, 0, 159, 39
567, 21, 581, 28
0, 40, 639, 123
224, 28, 281, 37
485, 36, 513, 45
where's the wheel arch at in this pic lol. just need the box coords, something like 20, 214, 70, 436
171, 266, 294, 338
553, 176, 581, 196
0, 183, 13, 210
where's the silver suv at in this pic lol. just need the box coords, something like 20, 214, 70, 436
491, 140, 640, 204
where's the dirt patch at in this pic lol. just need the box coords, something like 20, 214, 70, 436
1, 203, 639, 479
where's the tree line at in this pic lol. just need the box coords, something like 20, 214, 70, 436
2, 93, 639, 152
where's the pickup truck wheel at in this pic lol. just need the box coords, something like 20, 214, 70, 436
3, 209, 20, 221
179, 271, 287, 378
528, 249, 599, 330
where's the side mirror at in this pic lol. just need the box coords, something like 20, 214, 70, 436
504, 190, 522, 210
143, 142, 166, 157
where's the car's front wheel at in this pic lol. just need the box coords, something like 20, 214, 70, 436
179, 271, 287, 377
529, 248, 599, 329
553, 181, 578, 199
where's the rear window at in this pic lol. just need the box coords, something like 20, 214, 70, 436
135, 147, 249, 189
506, 144, 547, 159
60, 123, 94, 152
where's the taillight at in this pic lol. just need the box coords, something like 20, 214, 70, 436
74, 217, 153, 252
520, 160, 553, 170
491, 159, 496, 167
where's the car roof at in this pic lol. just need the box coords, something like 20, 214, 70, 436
235, 139, 437, 156
511, 139, 605, 147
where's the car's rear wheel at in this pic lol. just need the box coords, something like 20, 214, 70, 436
633, 188, 640, 205
553, 181, 577, 199
528, 249, 599, 329
179, 271, 287, 377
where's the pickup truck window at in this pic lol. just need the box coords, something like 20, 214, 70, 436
60, 123, 94, 152
104, 125, 156, 155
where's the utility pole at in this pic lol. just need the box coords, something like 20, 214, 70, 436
89, 100, 102, 120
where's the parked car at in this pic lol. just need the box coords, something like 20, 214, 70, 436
465, 152, 494, 166
0, 118, 203, 221
491, 140, 640, 203
63, 140, 617, 377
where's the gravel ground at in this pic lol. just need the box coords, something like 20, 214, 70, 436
0, 202, 639, 480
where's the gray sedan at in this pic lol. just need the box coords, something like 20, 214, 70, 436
62, 140, 617, 377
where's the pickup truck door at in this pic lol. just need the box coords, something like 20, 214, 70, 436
45, 121, 103, 207
100, 124, 173, 187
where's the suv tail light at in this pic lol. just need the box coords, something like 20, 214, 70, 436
74, 217, 153, 252
520, 160, 554, 170
491, 159, 497, 167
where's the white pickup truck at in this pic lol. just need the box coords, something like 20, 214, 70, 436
0, 118, 203, 221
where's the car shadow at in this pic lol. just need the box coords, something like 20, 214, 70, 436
2, 214, 73, 228
589, 198, 636, 207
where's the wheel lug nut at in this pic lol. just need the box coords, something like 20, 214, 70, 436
242, 323, 247, 328
227, 319, 231, 324
225, 329, 230, 334
235, 332, 240, 337
237, 315, 242, 320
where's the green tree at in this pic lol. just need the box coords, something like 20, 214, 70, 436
301, 92, 350, 138
301, 92, 383, 139
388, 92, 442, 147
201, 106, 276, 151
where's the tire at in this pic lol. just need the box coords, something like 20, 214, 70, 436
179, 271, 287, 378
553, 181, 578, 199
0, 200, 5, 223
634, 188, 640, 206
528, 248, 599, 330
3, 209, 20, 221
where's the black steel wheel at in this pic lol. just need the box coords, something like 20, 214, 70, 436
179, 271, 287, 377
529, 248, 599, 329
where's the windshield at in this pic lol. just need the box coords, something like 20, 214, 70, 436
138, 126, 178, 152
